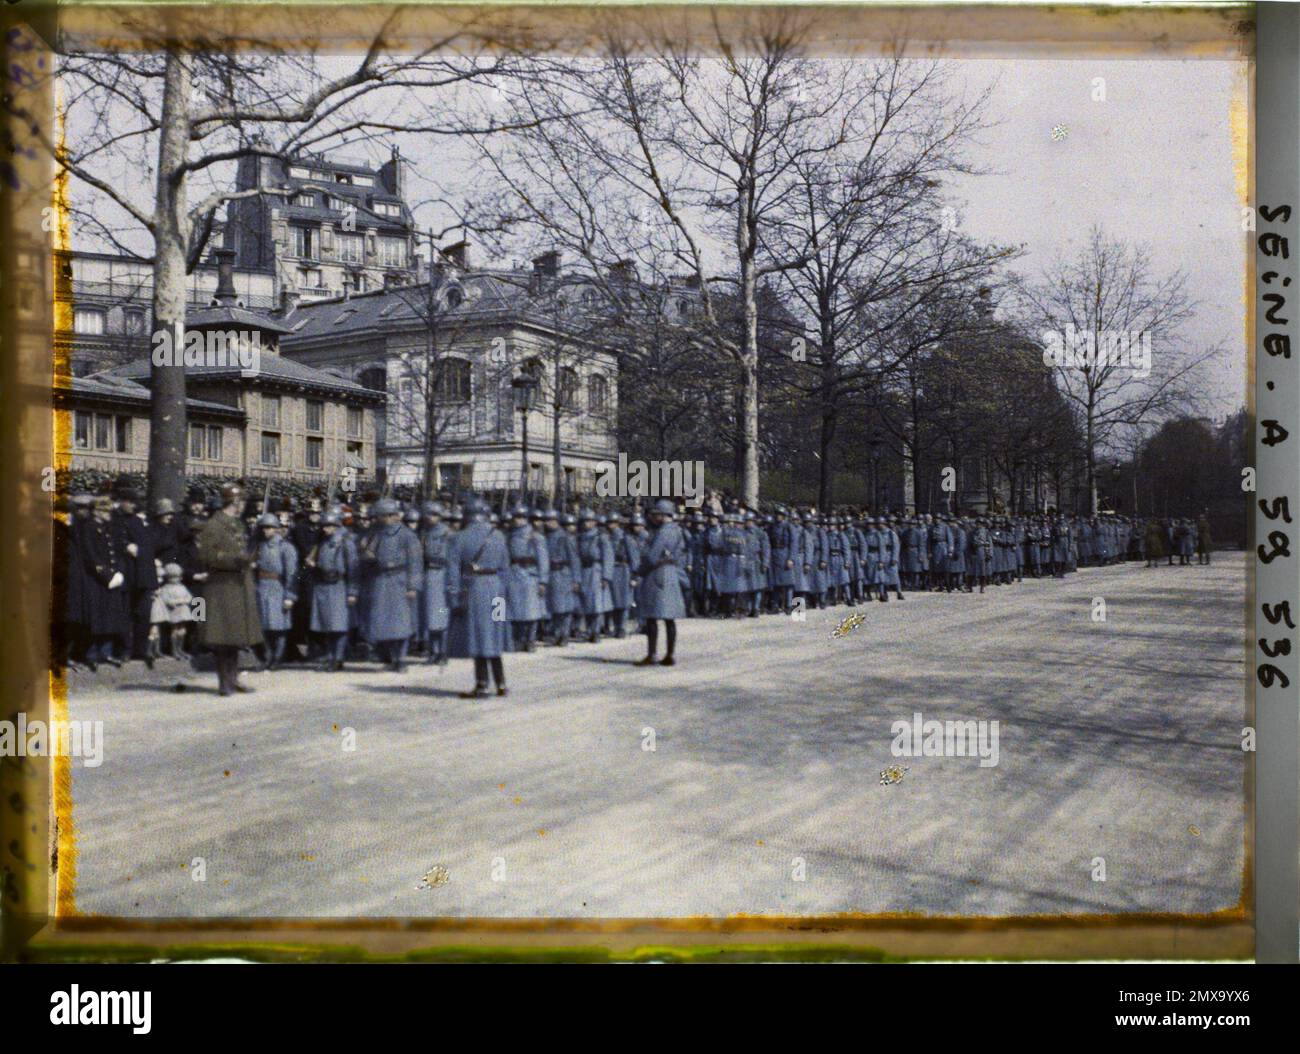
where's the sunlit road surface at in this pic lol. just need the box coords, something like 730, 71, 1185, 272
66, 553, 1247, 920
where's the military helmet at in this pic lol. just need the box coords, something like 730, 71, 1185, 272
562, 513, 577, 527
652, 498, 676, 518
153, 497, 175, 517
321, 511, 342, 527
511, 504, 530, 519
606, 510, 622, 524
631, 513, 646, 526
403, 507, 420, 524
257, 512, 280, 528
578, 507, 596, 521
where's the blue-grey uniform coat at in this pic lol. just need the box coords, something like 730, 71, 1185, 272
546, 529, 581, 616
947, 525, 967, 574
882, 527, 902, 588
506, 525, 550, 623
446, 520, 510, 658
576, 528, 613, 615
902, 525, 927, 573
420, 524, 452, 634
607, 528, 637, 610
360, 523, 422, 643
637, 521, 689, 619
768, 519, 800, 588
310, 532, 359, 634
255, 535, 299, 632
970, 526, 992, 575
928, 522, 952, 574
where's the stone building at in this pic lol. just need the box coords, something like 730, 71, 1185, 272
279, 248, 619, 497
80, 251, 386, 484
225, 146, 418, 302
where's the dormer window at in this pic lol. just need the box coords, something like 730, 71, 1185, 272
294, 192, 316, 207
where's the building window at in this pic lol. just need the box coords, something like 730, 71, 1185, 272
207, 426, 223, 461
262, 394, 281, 428
261, 432, 281, 467
294, 192, 316, 207
337, 233, 364, 264
306, 436, 324, 470
588, 374, 608, 414
306, 400, 323, 431
190, 423, 206, 459
376, 236, 407, 268
94, 413, 112, 450
347, 441, 364, 470
124, 308, 146, 336
558, 367, 579, 410
297, 267, 323, 290
74, 411, 91, 449
347, 406, 363, 438
291, 226, 317, 260
289, 166, 312, 179
436, 358, 471, 403
438, 463, 464, 490
74, 308, 105, 335
115, 416, 131, 453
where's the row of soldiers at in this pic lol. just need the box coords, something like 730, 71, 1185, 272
56, 483, 1214, 695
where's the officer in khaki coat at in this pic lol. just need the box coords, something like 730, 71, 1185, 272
196, 483, 263, 696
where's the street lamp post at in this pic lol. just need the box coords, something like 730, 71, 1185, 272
511, 373, 538, 505
1110, 460, 1122, 513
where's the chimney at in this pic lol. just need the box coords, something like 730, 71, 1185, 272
213, 248, 238, 305
444, 240, 471, 271
532, 250, 561, 281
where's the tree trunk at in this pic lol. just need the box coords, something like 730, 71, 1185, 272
148, 49, 192, 509
736, 193, 760, 507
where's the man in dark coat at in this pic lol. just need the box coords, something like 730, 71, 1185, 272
111, 484, 158, 661
82, 496, 131, 669
446, 496, 510, 697
195, 483, 263, 696
1196, 513, 1213, 564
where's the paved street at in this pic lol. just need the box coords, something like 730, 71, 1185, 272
65, 554, 1247, 919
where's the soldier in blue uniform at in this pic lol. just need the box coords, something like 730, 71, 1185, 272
970, 517, 993, 592
446, 496, 511, 697
883, 516, 905, 600
605, 511, 639, 637
545, 510, 581, 646
948, 517, 968, 592
901, 517, 926, 591
635, 499, 688, 666
419, 502, 452, 665
505, 504, 550, 652
359, 497, 423, 672
308, 510, 359, 671
402, 505, 425, 653
768, 506, 799, 613
253, 512, 298, 670
927, 515, 951, 592
575, 509, 613, 643
742, 509, 766, 616
713, 511, 748, 616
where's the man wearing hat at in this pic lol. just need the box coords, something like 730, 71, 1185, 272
446, 496, 511, 696
401, 506, 425, 654
110, 483, 158, 662
635, 499, 688, 665
419, 502, 453, 665
308, 510, 359, 671
80, 496, 131, 670
253, 512, 298, 670
195, 483, 263, 695
545, 510, 581, 646
505, 503, 550, 652
289, 499, 323, 662
359, 497, 422, 672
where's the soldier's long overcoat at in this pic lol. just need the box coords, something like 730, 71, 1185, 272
195, 511, 263, 648
546, 529, 581, 616
506, 525, 550, 622
420, 524, 452, 633
446, 519, 510, 658
768, 519, 800, 589
254, 535, 299, 632
606, 528, 636, 610
637, 521, 689, 620
576, 528, 613, 615
360, 523, 422, 643
310, 532, 358, 634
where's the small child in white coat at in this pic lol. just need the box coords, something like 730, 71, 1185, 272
149, 562, 195, 660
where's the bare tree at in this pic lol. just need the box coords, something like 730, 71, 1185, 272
1016, 225, 1212, 514
44, 8, 531, 505
477, 10, 873, 505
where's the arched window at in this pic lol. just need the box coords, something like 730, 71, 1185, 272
358, 366, 387, 393
588, 374, 608, 414
444, 286, 464, 310
558, 367, 579, 411
437, 357, 472, 403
